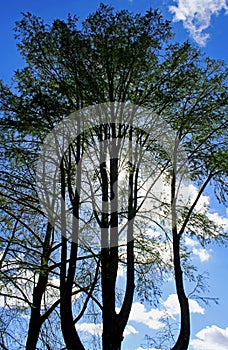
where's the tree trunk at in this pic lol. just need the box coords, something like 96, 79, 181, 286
171, 235, 190, 350
26, 223, 52, 350
60, 285, 85, 350
101, 245, 123, 350
59, 150, 85, 350
171, 162, 190, 350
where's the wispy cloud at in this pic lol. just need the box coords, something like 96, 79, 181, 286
169, 0, 228, 46
191, 325, 228, 349
185, 236, 212, 262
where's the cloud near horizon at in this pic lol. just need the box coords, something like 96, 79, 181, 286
169, 0, 228, 46
191, 325, 228, 349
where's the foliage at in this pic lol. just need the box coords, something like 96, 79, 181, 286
0, 3, 227, 350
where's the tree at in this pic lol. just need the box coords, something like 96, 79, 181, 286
0, 3, 227, 350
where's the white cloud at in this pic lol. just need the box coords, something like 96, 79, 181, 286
185, 236, 197, 247
185, 236, 212, 262
76, 323, 138, 338
163, 294, 180, 316
189, 299, 205, 314
0, 266, 34, 308
129, 302, 166, 330
123, 325, 138, 337
137, 347, 158, 350
186, 184, 210, 212
117, 262, 126, 278
77, 323, 102, 336
169, 0, 228, 45
191, 325, 228, 349
129, 294, 204, 330
181, 184, 227, 260
163, 294, 204, 316
192, 247, 211, 262
208, 211, 228, 232
74, 296, 204, 341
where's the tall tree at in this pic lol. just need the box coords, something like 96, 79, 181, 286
0, 3, 227, 350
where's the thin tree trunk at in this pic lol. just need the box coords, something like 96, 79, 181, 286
60, 147, 85, 350
171, 235, 190, 350
171, 162, 190, 350
26, 222, 52, 350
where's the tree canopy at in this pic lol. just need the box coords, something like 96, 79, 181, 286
0, 3, 227, 350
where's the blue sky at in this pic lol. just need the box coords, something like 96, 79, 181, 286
0, 1, 228, 349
